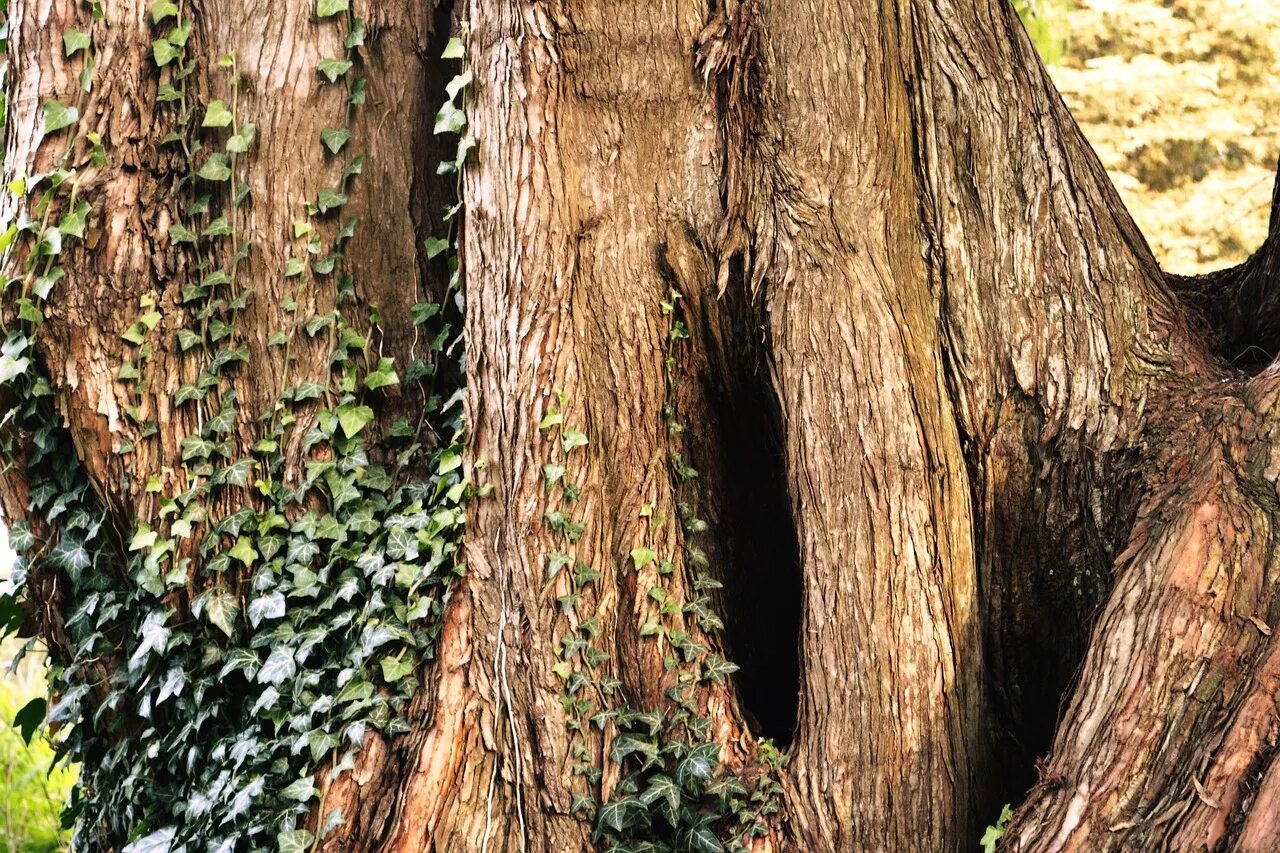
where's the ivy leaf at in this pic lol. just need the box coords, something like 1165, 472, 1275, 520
0, 351, 30, 383
320, 126, 352, 154
228, 536, 258, 567
678, 823, 724, 853
150, 0, 179, 23
130, 525, 159, 552
630, 547, 657, 570
442, 36, 465, 59
316, 58, 352, 83
638, 774, 682, 825
446, 69, 473, 102
292, 379, 325, 401
226, 122, 256, 153
337, 404, 375, 438
121, 828, 177, 853
281, 777, 317, 803
424, 236, 449, 259
16, 300, 43, 328
595, 798, 634, 834
42, 100, 78, 134
380, 655, 415, 683
433, 100, 466, 135
561, 427, 588, 453
63, 28, 91, 56
13, 697, 46, 746
177, 329, 202, 351
203, 99, 233, 128
129, 609, 172, 671
316, 0, 349, 17
218, 648, 260, 680
152, 38, 182, 66
364, 358, 399, 390
258, 646, 297, 685
204, 588, 239, 637
277, 830, 314, 853
316, 188, 348, 213
247, 592, 286, 627
197, 154, 232, 182
676, 741, 721, 788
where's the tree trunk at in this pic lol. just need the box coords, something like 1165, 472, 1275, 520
4, 0, 1280, 850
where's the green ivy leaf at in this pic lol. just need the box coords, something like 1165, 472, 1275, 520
638, 774, 682, 825
42, 100, 79, 134
316, 0, 349, 17
316, 188, 348, 213
442, 36, 465, 59
679, 823, 724, 853
320, 126, 351, 154
13, 697, 46, 746
562, 427, 588, 453
228, 536, 258, 567
445, 69, 473, 101
130, 525, 159, 552
150, 0, 179, 23
380, 655, 415, 682
336, 404, 375, 438
424, 236, 449, 259
259, 646, 297, 685
121, 828, 176, 853
433, 100, 466, 135
203, 588, 239, 637
281, 777, 317, 803
316, 58, 352, 83
364, 358, 399, 390
16, 299, 43, 327
63, 28, 91, 56
595, 798, 634, 834
197, 154, 232, 182
277, 829, 314, 853
226, 122, 256, 153
152, 38, 182, 66
203, 99, 233, 128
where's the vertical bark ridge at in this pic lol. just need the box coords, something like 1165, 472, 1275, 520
449, 1, 759, 848
901, 0, 1225, 821
704, 0, 991, 846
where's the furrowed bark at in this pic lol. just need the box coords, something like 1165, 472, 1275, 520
10, 0, 1280, 849
709, 0, 989, 845
424, 1, 760, 848
1005, 378, 1280, 850
1, 0, 455, 846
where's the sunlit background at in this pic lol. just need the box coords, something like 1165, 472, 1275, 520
1034, 0, 1280, 273
1, 0, 1277, 848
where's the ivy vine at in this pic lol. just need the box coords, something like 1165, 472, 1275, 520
0, 3, 473, 852
541, 292, 783, 853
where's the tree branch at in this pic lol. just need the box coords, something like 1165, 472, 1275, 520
1167, 157, 1280, 369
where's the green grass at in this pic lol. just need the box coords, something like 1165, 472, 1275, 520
0, 661, 73, 853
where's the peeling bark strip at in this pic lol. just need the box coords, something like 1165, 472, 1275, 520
8, 0, 1280, 849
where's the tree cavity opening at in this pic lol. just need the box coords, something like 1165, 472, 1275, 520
688, 279, 803, 748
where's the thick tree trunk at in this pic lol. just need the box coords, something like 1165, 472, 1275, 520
6, 0, 1280, 851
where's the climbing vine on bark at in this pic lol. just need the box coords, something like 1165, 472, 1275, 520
0, 3, 471, 849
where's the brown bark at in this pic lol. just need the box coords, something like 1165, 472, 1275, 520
7, 0, 1280, 851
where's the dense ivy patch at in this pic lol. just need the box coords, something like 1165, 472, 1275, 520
0, 2, 472, 850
